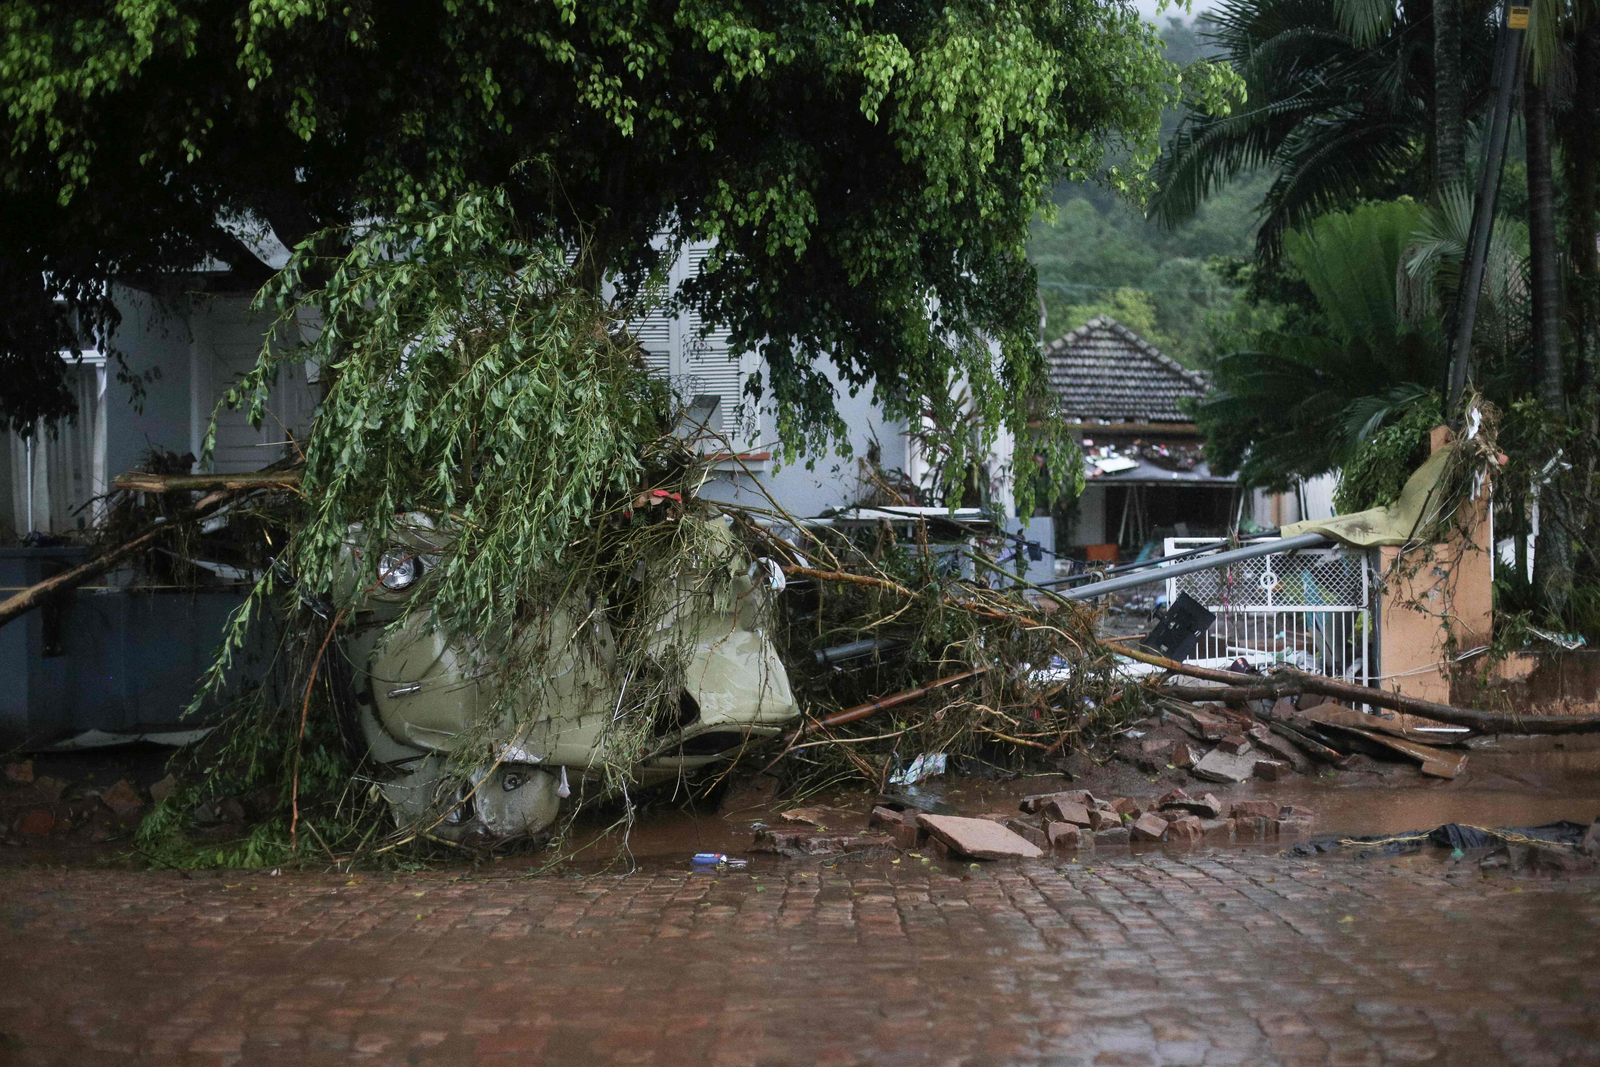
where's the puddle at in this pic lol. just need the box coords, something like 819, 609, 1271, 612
543, 736, 1600, 871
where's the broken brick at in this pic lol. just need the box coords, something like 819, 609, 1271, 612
1163, 816, 1203, 846
5, 760, 34, 784
1045, 822, 1083, 851
1130, 814, 1168, 843
917, 814, 1043, 860
869, 806, 904, 830
17, 810, 55, 836
1042, 798, 1092, 827
1171, 743, 1200, 769
1253, 759, 1289, 781
101, 780, 143, 818
890, 820, 925, 849
1140, 737, 1174, 754
1277, 805, 1317, 821
1095, 825, 1131, 845
1199, 817, 1234, 840
1110, 797, 1140, 816
1087, 807, 1122, 831
1005, 818, 1049, 851
1159, 791, 1221, 819
148, 774, 178, 805
1276, 816, 1314, 838
1216, 734, 1252, 755
1229, 800, 1280, 821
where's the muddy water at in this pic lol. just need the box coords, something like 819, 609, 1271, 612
556, 735, 1600, 868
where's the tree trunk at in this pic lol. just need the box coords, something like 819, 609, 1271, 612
1567, 25, 1600, 395
1526, 76, 1564, 414
1526, 75, 1574, 614
1527, 74, 1575, 617
1433, 0, 1467, 191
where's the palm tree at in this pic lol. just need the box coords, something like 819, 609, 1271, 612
1336, 0, 1476, 189
1197, 203, 1448, 489
1149, 0, 1497, 256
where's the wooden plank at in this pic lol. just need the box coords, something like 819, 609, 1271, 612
1310, 721, 1468, 779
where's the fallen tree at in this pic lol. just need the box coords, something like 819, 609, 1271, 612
0, 483, 262, 630
1115, 643, 1600, 735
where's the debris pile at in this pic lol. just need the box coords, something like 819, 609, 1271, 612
748, 786, 1322, 863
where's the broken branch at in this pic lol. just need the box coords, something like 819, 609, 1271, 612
1116, 643, 1600, 735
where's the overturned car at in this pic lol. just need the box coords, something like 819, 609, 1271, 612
337, 509, 799, 843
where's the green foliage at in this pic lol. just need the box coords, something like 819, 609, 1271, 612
1, 0, 1183, 451
1148, 0, 1498, 256
1196, 202, 1448, 490
222, 189, 666, 633
1332, 396, 1442, 513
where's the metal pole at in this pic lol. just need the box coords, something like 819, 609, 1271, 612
1446, 1, 1526, 410
1060, 532, 1333, 601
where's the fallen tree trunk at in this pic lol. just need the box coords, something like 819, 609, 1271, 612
0, 485, 246, 631
114, 470, 302, 494
1116, 643, 1600, 735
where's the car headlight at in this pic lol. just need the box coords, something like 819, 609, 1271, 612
377, 550, 419, 591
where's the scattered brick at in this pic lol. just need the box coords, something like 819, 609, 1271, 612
1163, 816, 1203, 846
1042, 798, 1092, 827
1229, 800, 1280, 821
889, 819, 925, 849
1140, 737, 1173, 754
1110, 797, 1140, 817
1045, 822, 1082, 851
869, 806, 904, 830
17, 810, 55, 836
1005, 818, 1049, 852
101, 779, 143, 818
5, 760, 33, 784
1130, 814, 1168, 843
1199, 818, 1235, 840
1158, 790, 1221, 819
752, 829, 898, 859
1191, 748, 1257, 784
1087, 807, 1122, 831
1094, 825, 1131, 845
1253, 759, 1289, 781
1171, 742, 1200, 769
31, 777, 66, 803
148, 774, 178, 805
1217, 734, 1252, 755
1276, 816, 1313, 838
917, 814, 1043, 860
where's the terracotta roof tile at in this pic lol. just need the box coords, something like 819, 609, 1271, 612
1044, 316, 1207, 423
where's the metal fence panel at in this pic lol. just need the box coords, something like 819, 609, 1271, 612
1163, 537, 1372, 687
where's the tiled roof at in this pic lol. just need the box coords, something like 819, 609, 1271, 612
1044, 316, 1208, 423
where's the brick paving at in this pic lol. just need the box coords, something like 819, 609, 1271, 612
2, 850, 1598, 1066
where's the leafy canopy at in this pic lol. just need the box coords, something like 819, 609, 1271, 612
1196, 201, 1448, 490
1148, 0, 1497, 256
2, 0, 1199, 466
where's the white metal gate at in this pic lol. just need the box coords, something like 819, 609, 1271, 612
1163, 537, 1373, 687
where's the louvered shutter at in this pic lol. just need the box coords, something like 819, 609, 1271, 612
678, 249, 757, 452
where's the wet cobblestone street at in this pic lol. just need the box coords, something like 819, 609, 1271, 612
2, 850, 1598, 1066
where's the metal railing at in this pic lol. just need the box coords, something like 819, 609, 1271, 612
1163, 537, 1373, 687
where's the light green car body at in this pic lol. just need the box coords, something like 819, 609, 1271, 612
342, 513, 799, 843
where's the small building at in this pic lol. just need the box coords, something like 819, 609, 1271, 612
1045, 316, 1238, 560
